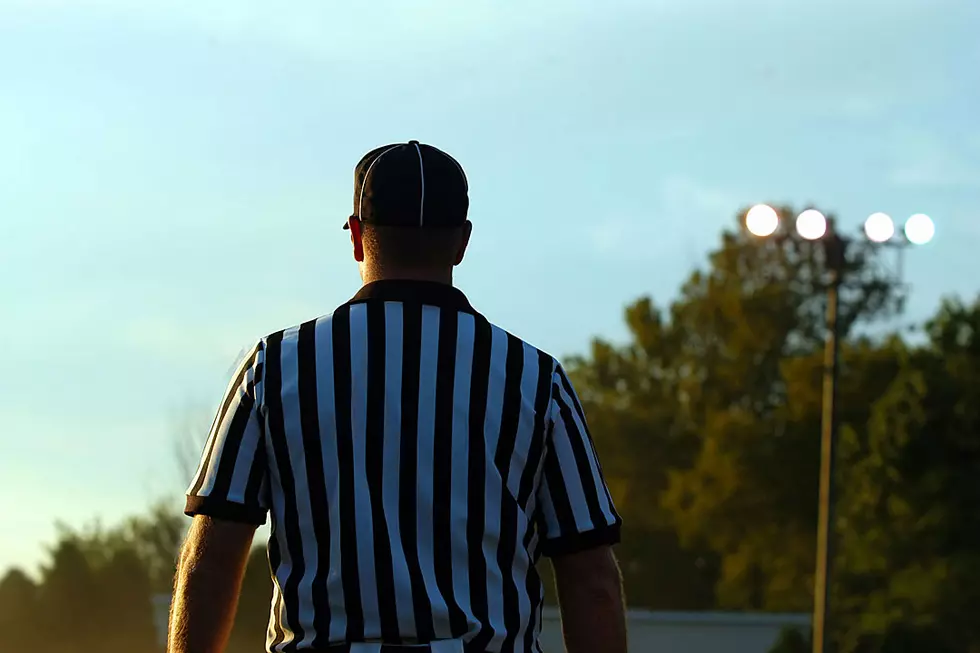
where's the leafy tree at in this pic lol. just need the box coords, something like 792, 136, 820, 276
569, 207, 905, 610
34, 536, 104, 653
567, 299, 719, 608
96, 547, 157, 653
0, 567, 40, 651
117, 500, 187, 594
228, 546, 276, 651
571, 202, 980, 649
32, 526, 158, 653
0, 503, 183, 653
834, 297, 980, 652
56, 499, 185, 595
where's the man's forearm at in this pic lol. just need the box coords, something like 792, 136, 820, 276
169, 551, 244, 653
554, 556, 628, 653
168, 518, 253, 653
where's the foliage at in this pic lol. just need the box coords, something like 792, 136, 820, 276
0, 500, 184, 653
833, 297, 980, 652
59, 499, 187, 594
570, 208, 906, 611
568, 209, 980, 649
0, 499, 274, 653
228, 546, 276, 651
0, 567, 40, 651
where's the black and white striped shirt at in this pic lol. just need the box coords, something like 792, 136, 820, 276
186, 280, 621, 653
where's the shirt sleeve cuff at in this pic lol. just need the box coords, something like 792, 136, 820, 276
539, 520, 622, 558
184, 495, 268, 526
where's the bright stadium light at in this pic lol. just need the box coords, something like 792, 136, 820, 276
864, 212, 895, 243
796, 209, 827, 240
904, 213, 935, 245
746, 204, 779, 237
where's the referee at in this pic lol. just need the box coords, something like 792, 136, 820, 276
169, 141, 627, 653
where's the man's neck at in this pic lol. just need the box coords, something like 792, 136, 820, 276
360, 269, 453, 286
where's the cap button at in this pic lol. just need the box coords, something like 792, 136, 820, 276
408, 140, 420, 145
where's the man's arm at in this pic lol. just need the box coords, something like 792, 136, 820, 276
551, 545, 627, 653
168, 516, 256, 653
174, 340, 271, 653
534, 362, 627, 652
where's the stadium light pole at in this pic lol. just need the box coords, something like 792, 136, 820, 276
744, 205, 934, 653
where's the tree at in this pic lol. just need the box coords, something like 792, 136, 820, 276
117, 499, 187, 594
58, 499, 185, 596
0, 504, 183, 653
566, 298, 720, 608
32, 525, 159, 653
228, 546, 276, 652
0, 568, 40, 651
35, 536, 103, 653
833, 297, 980, 652
95, 547, 157, 653
569, 207, 905, 610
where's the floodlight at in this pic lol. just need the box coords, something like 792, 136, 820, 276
904, 214, 934, 245
745, 204, 779, 237
864, 212, 895, 243
796, 209, 827, 241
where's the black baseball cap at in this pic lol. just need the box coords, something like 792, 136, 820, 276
344, 140, 469, 230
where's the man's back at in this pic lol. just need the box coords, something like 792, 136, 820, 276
173, 141, 625, 653
186, 280, 621, 652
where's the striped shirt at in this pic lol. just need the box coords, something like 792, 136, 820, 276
185, 280, 622, 653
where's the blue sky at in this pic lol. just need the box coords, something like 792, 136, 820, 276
2, 0, 979, 575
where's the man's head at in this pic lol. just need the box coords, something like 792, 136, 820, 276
345, 141, 472, 283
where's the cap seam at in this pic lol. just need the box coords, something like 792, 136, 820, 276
357, 144, 400, 221
413, 142, 425, 226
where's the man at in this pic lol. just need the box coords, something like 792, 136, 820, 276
169, 141, 627, 653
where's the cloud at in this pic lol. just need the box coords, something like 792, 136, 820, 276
887, 130, 980, 189
826, 94, 890, 120
583, 175, 741, 262
659, 175, 740, 218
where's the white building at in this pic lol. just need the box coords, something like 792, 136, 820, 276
154, 594, 808, 652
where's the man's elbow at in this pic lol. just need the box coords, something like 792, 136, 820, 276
583, 572, 623, 604
552, 545, 624, 603
576, 568, 623, 608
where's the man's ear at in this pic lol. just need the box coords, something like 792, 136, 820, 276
349, 217, 365, 262
454, 221, 473, 266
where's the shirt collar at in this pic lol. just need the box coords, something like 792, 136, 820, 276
349, 280, 476, 314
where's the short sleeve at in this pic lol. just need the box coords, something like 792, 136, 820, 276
535, 364, 622, 557
185, 340, 270, 526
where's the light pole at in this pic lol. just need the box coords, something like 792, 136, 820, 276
813, 219, 844, 653
744, 205, 935, 653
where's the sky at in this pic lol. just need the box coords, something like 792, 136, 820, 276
2, 0, 979, 576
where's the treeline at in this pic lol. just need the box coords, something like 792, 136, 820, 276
1, 208, 977, 653
0, 502, 274, 653
566, 210, 980, 652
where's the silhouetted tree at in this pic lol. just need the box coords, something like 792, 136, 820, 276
0, 567, 40, 651
569, 207, 903, 610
